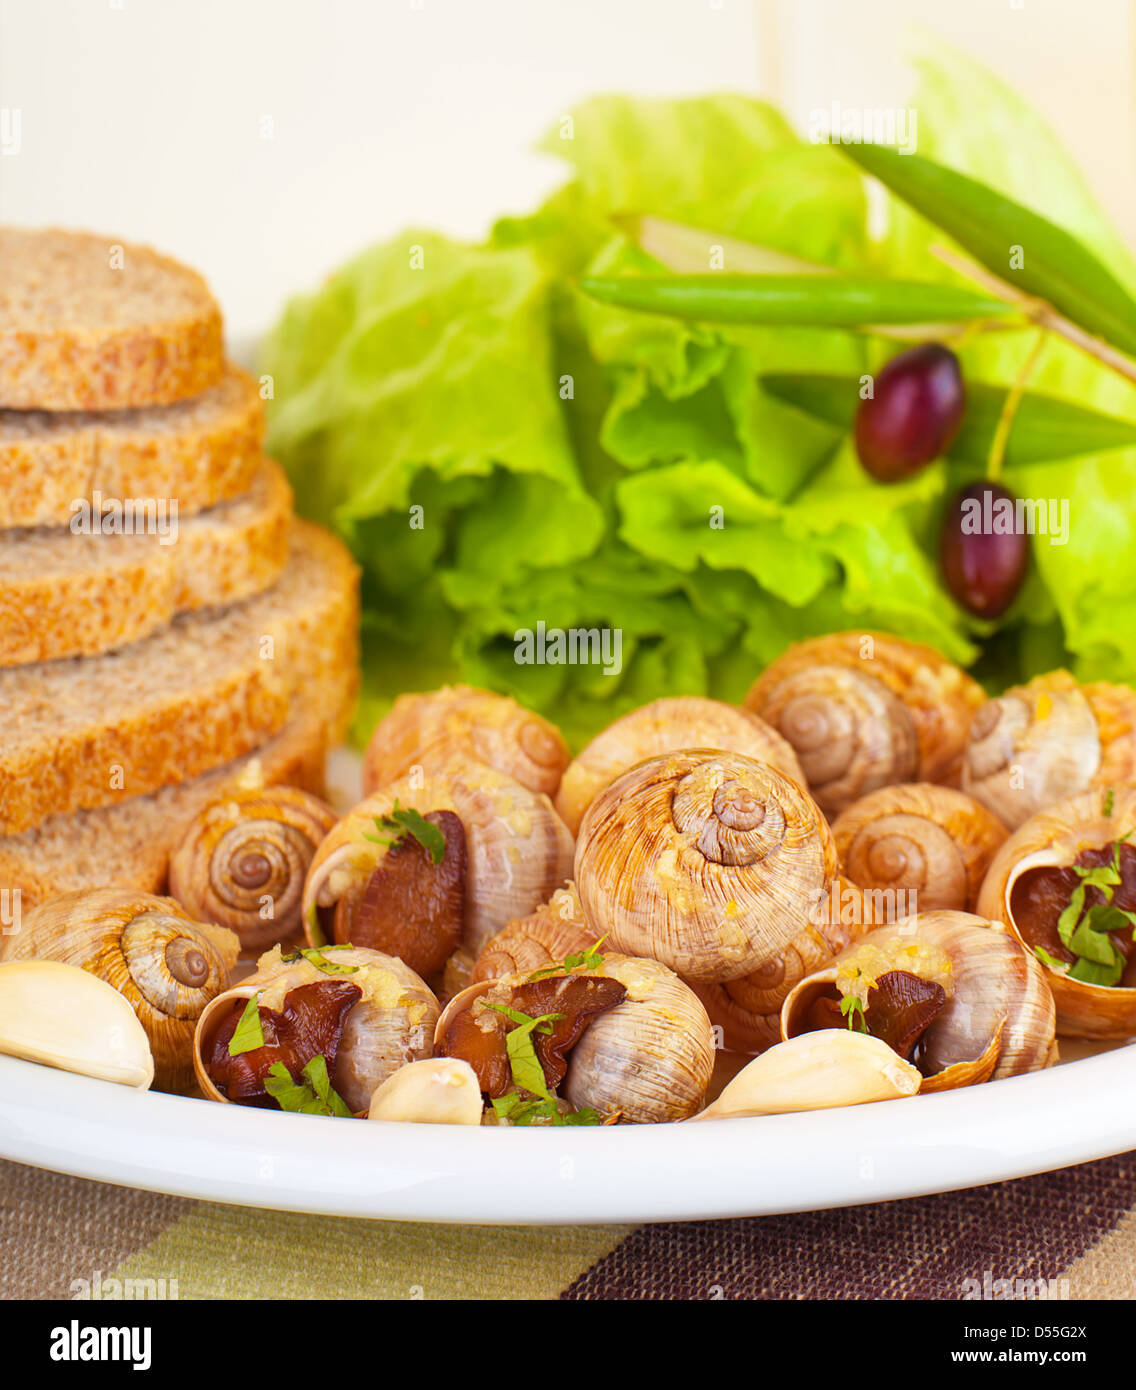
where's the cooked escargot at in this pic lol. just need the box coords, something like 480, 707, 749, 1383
302, 763, 574, 984
744, 632, 984, 816
554, 696, 805, 835
962, 671, 1136, 830
574, 749, 837, 985
437, 952, 715, 1123
0, 889, 237, 1094
832, 783, 1007, 913
193, 944, 439, 1113
976, 786, 1136, 1037
471, 883, 598, 984
0, 959, 154, 1089
781, 910, 1057, 1090
692, 875, 868, 1054
362, 685, 570, 800
168, 785, 337, 954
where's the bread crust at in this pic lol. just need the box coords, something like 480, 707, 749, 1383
0, 363, 264, 528
0, 457, 293, 665
0, 227, 225, 410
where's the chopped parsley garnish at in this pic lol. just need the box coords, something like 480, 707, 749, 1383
264, 1056, 354, 1117
363, 800, 446, 864
1104, 787, 1116, 818
491, 1093, 602, 1127
228, 992, 265, 1056
483, 1002, 564, 1102
1051, 836, 1136, 987
840, 993, 868, 1033
280, 946, 359, 975
528, 934, 608, 981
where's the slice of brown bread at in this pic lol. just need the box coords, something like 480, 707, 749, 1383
0, 227, 225, 410
0, 457, 293, 665
0, 715, 329, 908
0, 362, 264, 528
0, 520, 359, 836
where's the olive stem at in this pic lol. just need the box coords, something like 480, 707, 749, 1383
986, 328, 1049, 482
930, 243, 1136, 392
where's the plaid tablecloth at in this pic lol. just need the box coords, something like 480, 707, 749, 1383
3, 1152, 1134, 1299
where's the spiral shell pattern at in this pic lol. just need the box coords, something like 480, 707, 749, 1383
169, 786, 337, 953
554, 696, 805, 835
574, 750, 837, 984
833, 783, 1007, 913
362, 685, 569, 799
0, 888, 238, 1093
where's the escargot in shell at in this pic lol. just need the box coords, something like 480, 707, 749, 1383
962, 671, 1136, 830
303, 762, 574, 987
193, 944, 439, 1113
0, 888, 237, 1094
168, 785, 337, 954
976, 785, 1136, 1038
832, 783, 1007, 914
554, 696, 805, 836
744, 632, 984, 816
574, 749, 837, 985
362, 685, 570, 800
781, 909, 1057, 1090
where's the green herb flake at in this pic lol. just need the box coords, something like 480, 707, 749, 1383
483, 1002, 563, 1101
227, 992, 266, 1056
1034, 944, 1069, 973
839, 993, 868, 1034
1104, 788, 1116, 818
366, 800, 447, 865
264, 1056, 354, 1117
280, 946, 359, 976
490, 1093, 602, 1127
528, 933, 609, 981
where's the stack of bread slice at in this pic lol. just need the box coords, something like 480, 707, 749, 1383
0, 228, 360, 905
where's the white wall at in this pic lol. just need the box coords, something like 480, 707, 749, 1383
0, 0, 762, 338
1, 0, 1133, 340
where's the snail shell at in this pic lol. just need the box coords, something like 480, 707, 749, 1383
0, 888, 237, 1094
0, 959, 154, 1089
574, 749, 837, 984
962, 672, 1136, 830
168, 785, 337, 954
692, 876, 869, 1053
561, 953, 715, 1123
303, 762, 575, 968
362, 685, 570, 800
471, 883, 597, 984
832, 783, 1007, 913
745, 632, 984, 816
781, 909, 1056, 1089
554, 696, 805, 835
975, 786, 1136, 1038
193, 944, 439, 1113
436, 953, 715, 1124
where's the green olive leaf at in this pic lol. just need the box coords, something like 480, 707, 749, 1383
760, 372, 1136, 466
577, 273, 1014, 328
839, 144, 1136, 360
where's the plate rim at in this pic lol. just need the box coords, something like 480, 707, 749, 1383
1, 1044, 1134, 1225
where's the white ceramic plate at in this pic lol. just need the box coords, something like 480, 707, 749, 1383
2, 1042, 1133, 1224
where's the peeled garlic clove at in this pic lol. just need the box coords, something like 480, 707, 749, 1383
693, 1029, 919, 1120
0, 960, 154, 1089
362, 685, 569, 800
745, 632, 984, 815
554, 696, 805, 836
368, 1057, 483, 1124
